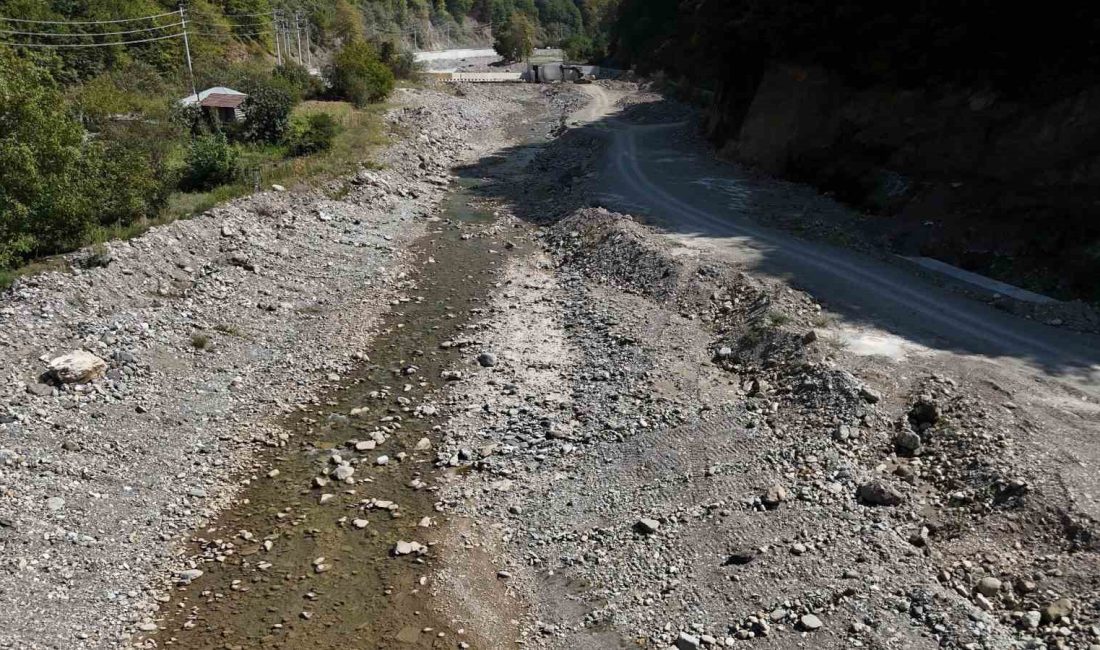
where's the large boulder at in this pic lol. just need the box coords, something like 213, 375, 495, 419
47, 351, 107, 384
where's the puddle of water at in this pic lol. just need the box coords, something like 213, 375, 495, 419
149, 195, 509, 649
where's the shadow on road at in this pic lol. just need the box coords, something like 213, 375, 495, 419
454, 95, 1100, 378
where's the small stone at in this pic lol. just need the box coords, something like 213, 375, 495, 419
908, 397, 940, 426
1023, 610, 1041, 629
26, 383, 54, 397
675, 632, 701, 650
859, 387, 882, 403
800, 614, 823, 631
376, 455, 390, 466
45, 496, 65, 512
415, 438, 432, 451
477, 352, 497, 367
47, 350, 107, 384
271, 184, 286, 192
894, 429, 922, 455
976, 577, 1001, 598
352, 519, 369, 529
762, 484, 787, 509
333, 464, 355, 481
393, 540, 426, 556
1041, 598, 1073, 623
857, 480, 903, 506
177, 569, 204, 584
790, 543, 807, 556
267, 469, 280, 478
319, 493, 335, 504
634, 518, 660, 535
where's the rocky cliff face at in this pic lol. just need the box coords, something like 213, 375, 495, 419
717, 64, 1100, 302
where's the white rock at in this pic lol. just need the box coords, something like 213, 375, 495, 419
47, 351, 107, 384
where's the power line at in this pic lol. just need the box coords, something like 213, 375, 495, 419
0, 32, 184, 47
189, 19, 271, 27
0, 11, 178, 25
0, 22, 182, 37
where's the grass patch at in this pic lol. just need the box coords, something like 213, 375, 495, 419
767, 310, 792, 327
190, 333, 212, 350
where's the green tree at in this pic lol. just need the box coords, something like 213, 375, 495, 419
181, 133, 240, 191
287, 113, 340, 156
0, 49, 86, 266
494, 12, 536, 62
325, 40, 395, 107
235, 83, 295, 144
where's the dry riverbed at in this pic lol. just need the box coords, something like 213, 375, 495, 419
2, 81, 1099, 650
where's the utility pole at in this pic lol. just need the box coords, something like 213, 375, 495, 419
273, 10, 281, 65
304, 21, 311, 69
284, 20, 294, 62
294, 12, 303, 63
179, 5, 197, 100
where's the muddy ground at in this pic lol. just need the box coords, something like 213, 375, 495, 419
2, 82, 1099, 650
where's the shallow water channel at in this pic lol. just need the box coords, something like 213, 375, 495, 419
150, 182, 512, 649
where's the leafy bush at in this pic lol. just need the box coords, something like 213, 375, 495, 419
377, 41, 420, 80
234, 82, 294, 145
181, 134, 240, 191
286, 113, 340, 157
274, 62, 323, 101
325, 40, 395, 108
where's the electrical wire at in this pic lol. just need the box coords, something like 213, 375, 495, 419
189, 19, 272, 27
0, 32, 183, 47
0, 11, 179, 25
0, 22, 182, 37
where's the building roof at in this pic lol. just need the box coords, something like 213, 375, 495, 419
179, 86, 247, 108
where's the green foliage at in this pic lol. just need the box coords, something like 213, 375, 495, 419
377, 40, 421, 80
325, 40, 395, 108
235, 83, 295, 144
274, 63, 323, 101
182, 133, 240, 191
287, 113, 340, 156
0, 47, 173, 268
494, 12, 536, 61
563, 34, 594, 61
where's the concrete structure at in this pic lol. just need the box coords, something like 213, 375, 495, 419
449, 72, 524, 83
179, 87, 248, 123
526, 63, 625, 83
899, 256, 1058, 304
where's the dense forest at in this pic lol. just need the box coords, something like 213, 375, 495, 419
607, 0, 1100, 301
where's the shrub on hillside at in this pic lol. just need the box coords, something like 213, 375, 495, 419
274, 62, 323, 101
234, 82, 295, 144
377, 40, 420, 80
325, 40, 395, 107
181, 134, 240, 191
286, 113, 340, 156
